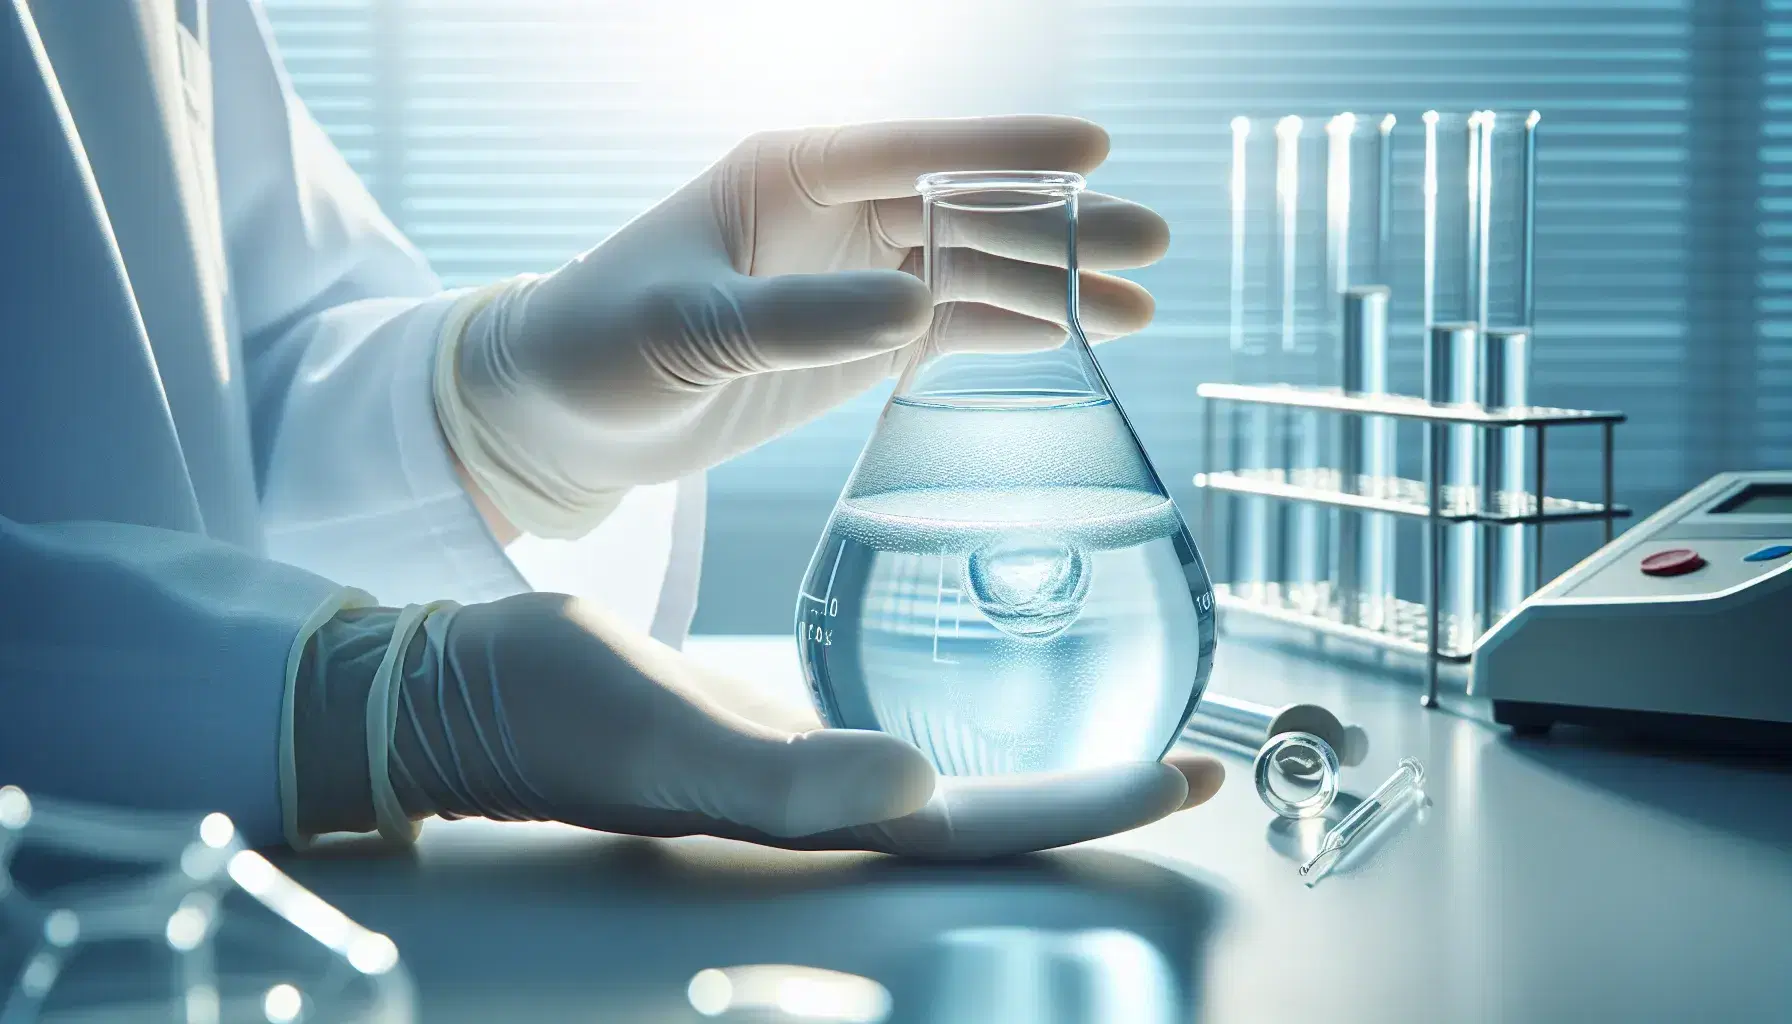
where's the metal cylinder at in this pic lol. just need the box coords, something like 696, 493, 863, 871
1338, 286, 1394, 629
1480, 327, 1533, 623
1341, 286, 1391, 397
1184, 692, 1368, 767
1426, 322, 1481, 652
1188, 693, 1290, 749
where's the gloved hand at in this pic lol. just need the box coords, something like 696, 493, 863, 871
435, 115, 1172, 539
291, 594, 1222, 858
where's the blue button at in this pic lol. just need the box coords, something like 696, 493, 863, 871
1743, 544, 1792, 563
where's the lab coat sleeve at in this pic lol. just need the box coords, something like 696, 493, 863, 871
210, 0, 702, 638
0, 516, 359, 848
209, 0, 524, 607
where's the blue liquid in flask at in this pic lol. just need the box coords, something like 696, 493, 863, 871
797, 391, 1217, 775
797, 170, 1216, 775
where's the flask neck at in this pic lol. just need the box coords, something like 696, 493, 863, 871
899, 172, 1102, 405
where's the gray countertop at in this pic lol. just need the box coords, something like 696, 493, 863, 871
278, 635, 1792, 1023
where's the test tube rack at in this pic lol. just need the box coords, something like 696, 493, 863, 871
1194, 382, 1629, 707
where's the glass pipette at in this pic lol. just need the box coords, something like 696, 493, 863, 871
1299, 757, 1424, 883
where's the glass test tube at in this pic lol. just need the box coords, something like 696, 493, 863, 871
1226, 116, 1272, 600
1272, 116, 1330, 612
1331, 113, 1397, 631
1481, 325, 1531, 619
1300, 757, 1425, 882
1423, 112, 1484, 652
1476, 111, 1540, 623
1341, 286, 1393, 627
1266, 115, 1300, 607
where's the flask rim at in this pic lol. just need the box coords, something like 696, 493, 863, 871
915, 170, 1086, 197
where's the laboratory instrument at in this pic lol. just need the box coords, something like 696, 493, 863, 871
797, 171, 1217, 776
1300, 757, 1425, 883
1183, 691, 1367, 766
1254, 731, 1340, 819
1475, 471, 1792, 745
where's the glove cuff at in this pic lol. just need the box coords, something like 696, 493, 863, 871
280, 587, 377, 851
288, 602, 425, 847
363, 603, 450, 846
433, 278, 627, 541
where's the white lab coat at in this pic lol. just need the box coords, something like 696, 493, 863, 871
0, 0, 702, 845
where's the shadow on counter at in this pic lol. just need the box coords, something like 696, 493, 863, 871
278, 822, 1227, 1024
1500, 726, 1792, 853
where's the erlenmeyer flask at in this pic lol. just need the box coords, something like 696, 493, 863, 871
796, 170, 1216, 776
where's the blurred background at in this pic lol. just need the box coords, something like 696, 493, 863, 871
264, 0, 1787, 633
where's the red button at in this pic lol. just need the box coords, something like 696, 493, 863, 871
1640, 548, 1706, 577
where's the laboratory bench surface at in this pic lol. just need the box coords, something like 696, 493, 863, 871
277, 635, 1792, 1024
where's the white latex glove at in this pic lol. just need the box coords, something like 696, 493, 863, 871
293, 594, 1222, 859
436, 115, 1171, 539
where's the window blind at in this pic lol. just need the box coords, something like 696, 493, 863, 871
1761, 0, 1792, 465
262, 0, 380, 187
1070, 0, 1696, 516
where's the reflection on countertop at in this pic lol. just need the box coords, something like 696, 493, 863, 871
276, 822, 1226, 1024
265, 637, 1792, 1023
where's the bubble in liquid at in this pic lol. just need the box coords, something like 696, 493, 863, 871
962, 535, 1092, 640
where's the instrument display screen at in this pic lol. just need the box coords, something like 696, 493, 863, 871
1712, 483, 1792, 516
